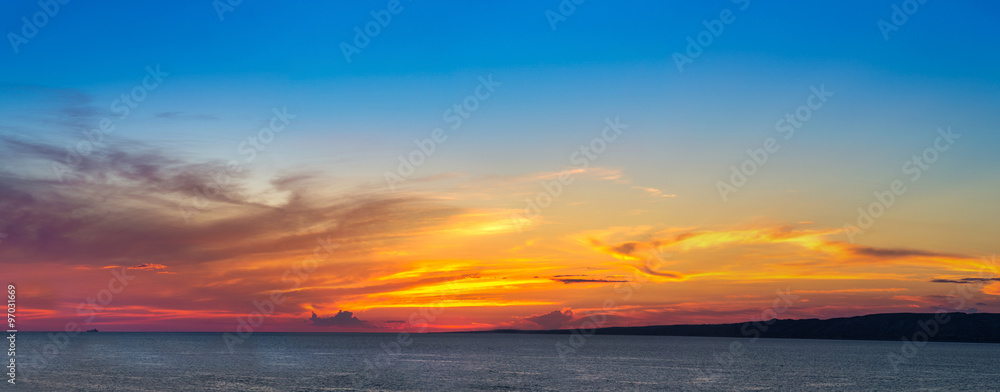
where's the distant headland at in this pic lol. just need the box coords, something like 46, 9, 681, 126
472, 312, 1000, 344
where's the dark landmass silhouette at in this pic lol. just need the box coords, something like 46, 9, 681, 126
472, 313, 1000, 343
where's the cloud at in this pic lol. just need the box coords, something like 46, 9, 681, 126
128, 263, 167, 271
308, 310, 372, 328
849, 246, 966, 260
631, 186, 676, 198
153, 111, 219, 121
796, 288, 907, 294
549, 275, 628, 284
578, 225, 981, 284
526, 309, 573, 329
593, 226, 973, 263
520, 167, 624, 183
639, 266, 685, 280
611, 242, 638, 255
929, 277, 1000, 284
0, 134, 463, 268
0, 98, 479, 328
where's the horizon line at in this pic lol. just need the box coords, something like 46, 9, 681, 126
16, 310, 990, 333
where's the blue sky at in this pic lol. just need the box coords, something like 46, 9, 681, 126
3, 1, 998, 184
3, 0, 999, 226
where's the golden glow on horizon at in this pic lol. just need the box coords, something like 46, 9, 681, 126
8, 165, 998, 333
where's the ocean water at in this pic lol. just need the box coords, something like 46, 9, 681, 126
11, 332, 1000, 391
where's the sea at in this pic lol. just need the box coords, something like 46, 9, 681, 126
10, 332, 1000, 391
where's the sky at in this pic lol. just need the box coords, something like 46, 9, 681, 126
1, 1, 999, 332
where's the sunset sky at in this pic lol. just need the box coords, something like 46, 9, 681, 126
2, 1, 999, 332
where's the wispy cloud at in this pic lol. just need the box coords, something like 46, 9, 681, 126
153, 111, 219, 121
631, 186, 676, 198
580, 225, 979, 284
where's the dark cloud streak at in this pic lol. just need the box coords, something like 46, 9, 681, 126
930, 277, 1000, 284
